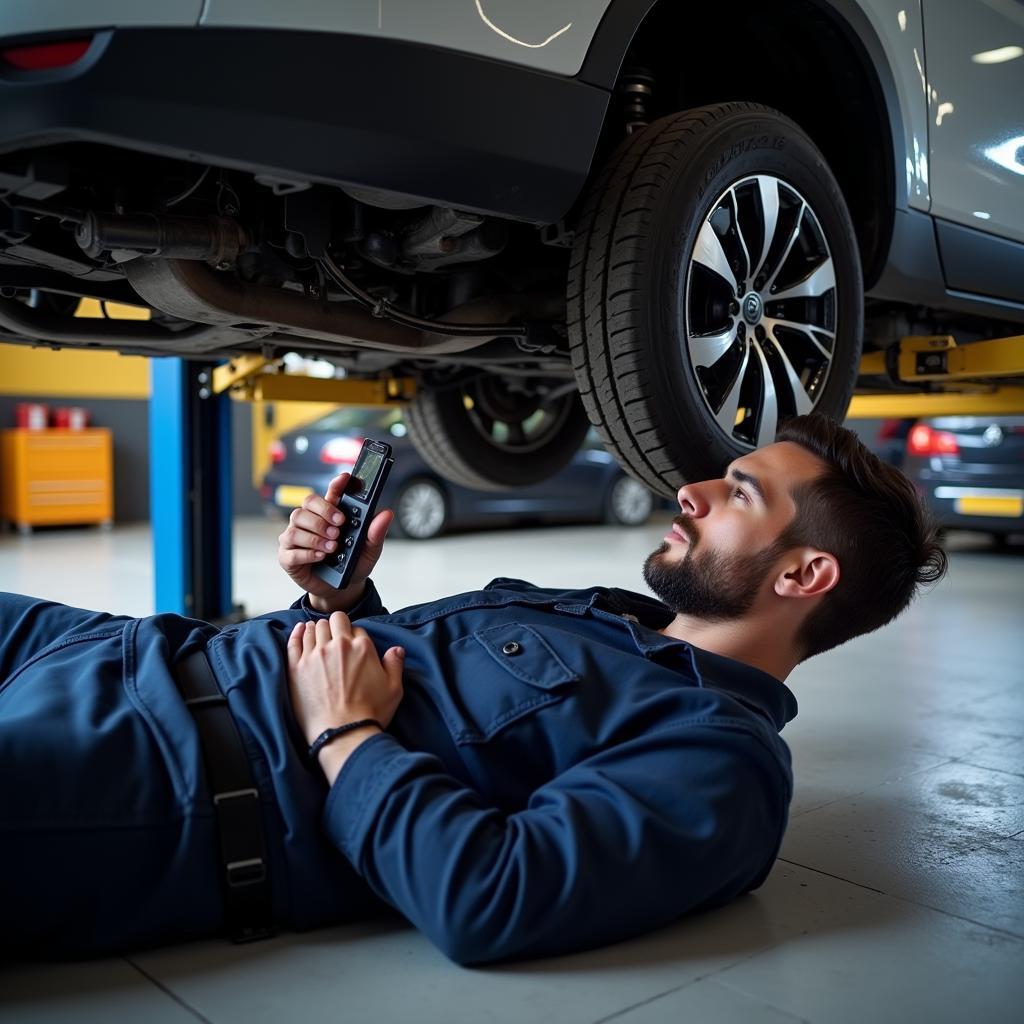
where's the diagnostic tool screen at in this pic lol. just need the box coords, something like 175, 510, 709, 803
349, 448, 383, 500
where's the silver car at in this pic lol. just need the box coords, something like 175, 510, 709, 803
1, 1, 1022, 494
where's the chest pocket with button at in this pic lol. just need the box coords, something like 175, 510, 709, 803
444, 621, 579, 744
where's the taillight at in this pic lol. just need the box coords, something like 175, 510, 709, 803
908, 423, 959, 456
2, 38, 92, 70
269, 439, 286, 464
320, 436, 364, 465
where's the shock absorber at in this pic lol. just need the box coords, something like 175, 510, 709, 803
619, 67, 655, 135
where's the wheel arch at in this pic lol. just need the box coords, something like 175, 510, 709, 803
394, 470, 451, 503
581, 0, 904, 291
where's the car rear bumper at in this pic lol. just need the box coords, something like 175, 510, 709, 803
0, 27, 609, 224
914, 468, 1024, 534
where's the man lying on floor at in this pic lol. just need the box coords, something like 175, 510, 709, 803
0, 414, 946, 964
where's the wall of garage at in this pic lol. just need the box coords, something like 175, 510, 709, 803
0, 343, 261, 522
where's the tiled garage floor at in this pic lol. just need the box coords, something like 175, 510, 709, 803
1, 517, 1021, 1023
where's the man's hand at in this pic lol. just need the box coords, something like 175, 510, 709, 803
277, 473, 394, 614
287, 612, 404, 784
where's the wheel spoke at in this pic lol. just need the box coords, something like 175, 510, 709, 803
688, 324, 739, 368
765, 316, 834, 340
693, 219, 738, 294
714, 341, 750, 435
752, 176, 780, 281
750, 340, 778, 447
730, 188, 753, 287
768, 256, 836, 302
762, 317, 833, 359
764, 330, 815, 414
764, 202, 805, 291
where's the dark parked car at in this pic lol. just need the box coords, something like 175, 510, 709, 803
261, 407, 660, 540
901, 416, 1024, 539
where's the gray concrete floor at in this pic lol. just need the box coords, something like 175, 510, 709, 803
1, 517, 1022, 1023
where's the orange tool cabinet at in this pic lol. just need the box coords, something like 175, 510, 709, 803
0, 428, 113, 532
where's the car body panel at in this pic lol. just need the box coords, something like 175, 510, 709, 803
0, 2, 1018, 235
834, 0, 931, 210
1, 1, 203, 39
923, 0, 1024, 243
202, 0, 616, 77
0, 27, 608, 225
0, 0, 930, 215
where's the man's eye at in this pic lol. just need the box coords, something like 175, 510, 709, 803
732, 487, 749, 503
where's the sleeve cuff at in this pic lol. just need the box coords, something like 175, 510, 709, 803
294, 577, 386, 620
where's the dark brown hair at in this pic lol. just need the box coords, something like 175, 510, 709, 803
774, 414, 948, 660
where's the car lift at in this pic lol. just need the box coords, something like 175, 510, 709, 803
150, 333, 1023, 618
150, 358, 236, 620
847, 333, 1024, 418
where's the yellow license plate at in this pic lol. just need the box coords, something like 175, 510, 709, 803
954, 495, 1023, 518
275, 484, 314, 508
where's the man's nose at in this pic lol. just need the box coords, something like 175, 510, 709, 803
676, 481, 711, 518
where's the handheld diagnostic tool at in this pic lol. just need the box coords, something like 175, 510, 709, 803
311, 438, 394, 590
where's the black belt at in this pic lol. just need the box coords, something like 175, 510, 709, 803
173, 648, 274, 943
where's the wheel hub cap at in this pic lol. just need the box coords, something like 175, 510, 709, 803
741, 291, 763, 325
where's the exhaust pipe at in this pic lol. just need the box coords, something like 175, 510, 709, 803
75, 212, 248, 267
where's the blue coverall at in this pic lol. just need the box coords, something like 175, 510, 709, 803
0, 578, 796, 964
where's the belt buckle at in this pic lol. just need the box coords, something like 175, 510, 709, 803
213, 786, 259, 807
213, 788, 265, 888
225, 856, 267, 888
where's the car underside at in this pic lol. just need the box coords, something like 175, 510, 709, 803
3, 14, 1022, 497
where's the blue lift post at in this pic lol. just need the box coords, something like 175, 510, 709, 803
149, 358, 238, 621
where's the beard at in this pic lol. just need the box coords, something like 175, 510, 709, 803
643, 516, 784, 622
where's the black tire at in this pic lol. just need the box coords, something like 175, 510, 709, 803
568, 103, 863, 494
405, 375, 590, 491
604, 475, 655, 526
393, 477, 448, 540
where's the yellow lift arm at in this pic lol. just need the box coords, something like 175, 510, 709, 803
849, 334, 1024, 418
210, 355, 416, 405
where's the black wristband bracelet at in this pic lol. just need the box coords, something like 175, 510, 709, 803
308, 719, 382, 764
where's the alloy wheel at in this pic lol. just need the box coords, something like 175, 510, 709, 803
685, 174, 837, 448
397, 480, 447, 539
609, 477, 654, 525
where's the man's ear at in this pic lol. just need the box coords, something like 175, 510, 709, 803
774, 549, 840, 600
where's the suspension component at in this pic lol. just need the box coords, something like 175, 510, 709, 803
619, 68, 654, 135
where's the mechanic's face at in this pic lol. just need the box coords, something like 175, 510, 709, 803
643, 442, 825, 621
